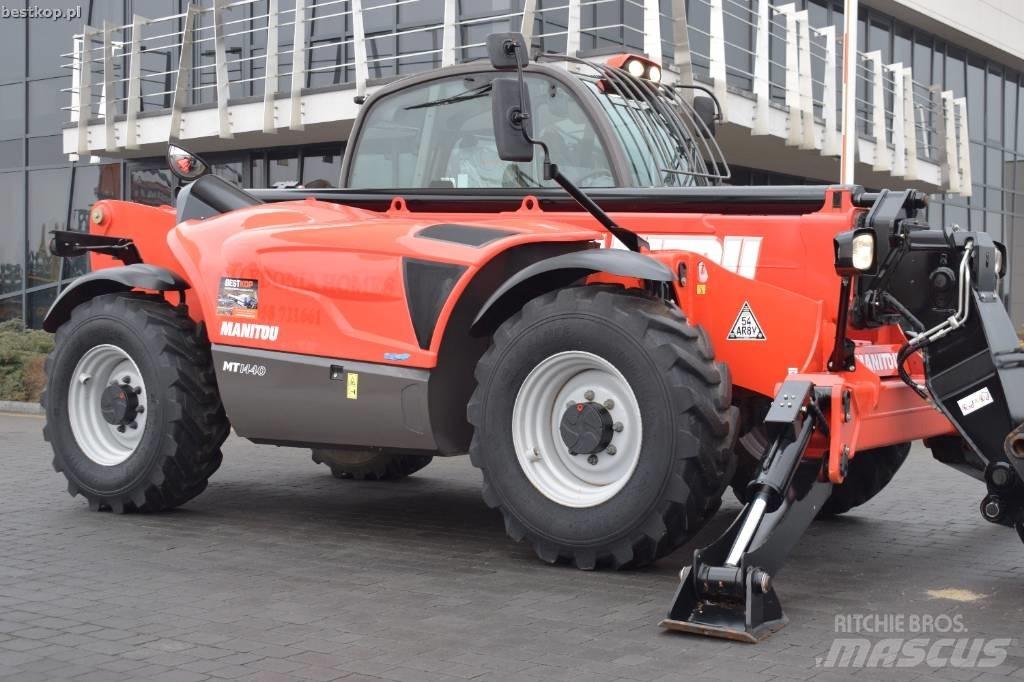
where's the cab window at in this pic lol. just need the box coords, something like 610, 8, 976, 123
348, 73, 615, 189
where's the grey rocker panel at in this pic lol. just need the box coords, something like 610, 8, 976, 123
212, 345, 436, 451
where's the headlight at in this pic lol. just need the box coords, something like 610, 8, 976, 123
834, 227, 878, 275
626, 58, 646, 78
648, 65, 662, 83
851, 233, 875, 271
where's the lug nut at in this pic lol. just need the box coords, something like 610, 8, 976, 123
532, 447, 541, 459
606, 445, 617, 456
136, 405, 144, 414
566, 400, 576, 409
587, 454, 599, 466
128, 421, 138, 430
584, 390, 595, 401
613, 422, 623, 432
116, 425, 126, 433
122, 376, 131, 384
78, 373, 91, 384
134, 386, 142, 395
603, 399, 614, 410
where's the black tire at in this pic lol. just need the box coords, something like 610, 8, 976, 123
467, 285, 738, 570
819, 442, 911, 517
311, 448, 432, 480
42, 293, 229, 513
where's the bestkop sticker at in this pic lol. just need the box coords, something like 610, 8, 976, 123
727, 301, 766, 341
217, 277, 260, 318
697, 261, 709, 283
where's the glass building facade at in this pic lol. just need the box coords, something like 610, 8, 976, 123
1, 0, 1022, 327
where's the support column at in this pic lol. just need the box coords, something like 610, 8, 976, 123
643, 0, 663, 65
441, 0, 456, 67
125, 14, 146, 149
866, 50, 889, 172
213, 0, 234, 138
289, 0, 307, 130
820, 25, 839, 155
751, 0, 770, 135
169, 5, 197, 140
353, 0, 369, 97
262, 0, 279, 133
708, 0, 728, 121
887, 62, 905, 176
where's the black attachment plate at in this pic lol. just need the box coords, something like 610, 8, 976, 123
49, 230, 142, 265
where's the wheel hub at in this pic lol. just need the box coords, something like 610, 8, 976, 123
560, 401, 613, 455
100, 382, 140, 426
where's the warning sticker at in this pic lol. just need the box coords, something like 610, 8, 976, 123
727, 301, 766, 341
346, 372, 359, 400
217, 277, 260, 319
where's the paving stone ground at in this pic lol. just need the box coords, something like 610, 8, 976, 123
1, 412, 1023, 681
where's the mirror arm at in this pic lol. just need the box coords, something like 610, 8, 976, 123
505, 41, 647, 253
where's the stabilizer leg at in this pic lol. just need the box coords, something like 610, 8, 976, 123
661, 379, 832, 642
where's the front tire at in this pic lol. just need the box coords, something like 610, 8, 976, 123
468, 286, 737, 569
42, 293, 229, 513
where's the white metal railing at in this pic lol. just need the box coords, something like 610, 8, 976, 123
63, 0, 970, 193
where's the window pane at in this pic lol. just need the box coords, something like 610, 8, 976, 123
301, 146, 343, 187
349, 74, 613, 189
0, 140, 22, 169
26, 286, 56, 329
129, 166, 175, 207
27, 167, 69, 287
28, 1, 83, 77
212, 160, 244, 187
0, 82, 24, 138
27, 135, 64, 166
987, 69, 1003, 145
0, 296, 22, 323
269, 150, 299, 187
0, 0, 26, 82
0, 171, 24, 295
250, 155, 266, 188
28, 78, 68, 136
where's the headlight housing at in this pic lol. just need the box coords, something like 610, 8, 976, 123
834, 228, 877, 275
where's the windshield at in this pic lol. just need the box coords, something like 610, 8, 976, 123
349, 73, 615, 190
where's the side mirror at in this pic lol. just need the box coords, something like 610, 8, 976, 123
167, 144, 210, 181
491, 77, 534, 163
692, 95, 717, 138
486, 32, 529, 70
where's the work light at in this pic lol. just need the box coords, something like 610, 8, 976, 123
626, 58, 646, 78
834, 227, 877, 275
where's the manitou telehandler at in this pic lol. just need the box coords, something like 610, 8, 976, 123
42, 33, 1023, 641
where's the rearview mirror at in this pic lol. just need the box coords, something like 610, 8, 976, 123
486, 32, 529, 70
491, 77, 534, 163
167, 144, 210, 181
692, 95, 717, 138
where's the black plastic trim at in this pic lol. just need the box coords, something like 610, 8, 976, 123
251, 185, 832, 215
403, 258, 468, 349
472, 249, 674, 333
43, 264, 189, 333
416, 224, 518, 247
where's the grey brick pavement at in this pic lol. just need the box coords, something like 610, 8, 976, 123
1, 412, 1022, 681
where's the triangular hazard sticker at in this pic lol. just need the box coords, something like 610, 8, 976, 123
727, 301, 766, 341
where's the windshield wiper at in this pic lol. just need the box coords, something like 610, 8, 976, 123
405, 83, 493, 110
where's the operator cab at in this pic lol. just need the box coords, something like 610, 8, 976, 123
342, 50, 727, 192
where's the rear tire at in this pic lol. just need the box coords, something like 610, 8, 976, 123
731, 431, 910, 517
468, 286, 737, 570
819, 442, 911, 517
42, 293, 229, 513
311, 448, 432, 480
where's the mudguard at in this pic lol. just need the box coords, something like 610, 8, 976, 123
42, 264, 190, 332
471, 249, 674, 333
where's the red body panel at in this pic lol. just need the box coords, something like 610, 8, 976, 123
85, 186, 955, 472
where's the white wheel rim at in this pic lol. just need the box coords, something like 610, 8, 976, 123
512, 351, 643, 508
67, 344, 148, 467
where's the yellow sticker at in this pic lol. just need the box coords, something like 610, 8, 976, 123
696, 283, 707, 296
346, 372, 359, 399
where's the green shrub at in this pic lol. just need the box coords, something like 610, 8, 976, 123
0, 320, 54, 402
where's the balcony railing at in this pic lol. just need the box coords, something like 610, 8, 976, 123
63, 0, 971, 193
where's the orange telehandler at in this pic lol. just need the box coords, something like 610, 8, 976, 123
42, 33, 1023, 641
